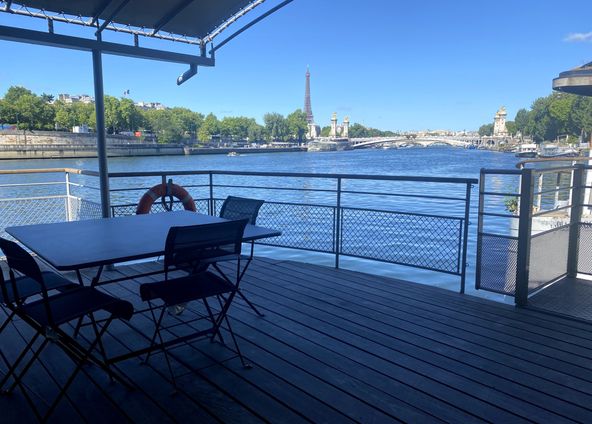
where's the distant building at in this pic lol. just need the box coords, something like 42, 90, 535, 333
72, 124, 90, 133
329, 113, 350, 139
134, 101, 166, 110
493, 106, 508, 136
58, 94, 94, 104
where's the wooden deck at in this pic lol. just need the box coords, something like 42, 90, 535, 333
3, 257, 592, 423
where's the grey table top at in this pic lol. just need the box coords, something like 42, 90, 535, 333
6, 211, 281, 271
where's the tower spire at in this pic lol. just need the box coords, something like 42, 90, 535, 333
304, 66, 314, 124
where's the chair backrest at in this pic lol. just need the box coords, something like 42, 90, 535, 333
0, 238, 44, 287
164, 219, 248, 273
0, 237, 49, 318
219, 196, 264, 225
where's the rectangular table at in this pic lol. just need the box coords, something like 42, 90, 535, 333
6, 210, 280, 272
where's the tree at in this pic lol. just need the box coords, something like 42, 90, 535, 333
198, 113, 220, 143
286, 109, 308, 142
0, 86, 55, 130
505, 121, 517, 136
478, 123, 494, 137
104, 96, 122, 134
247, 121, 265, 142
118, 98, 143, 132
320, 126, 331, 137
514, 108, 530, 135
263, 112, 288, 141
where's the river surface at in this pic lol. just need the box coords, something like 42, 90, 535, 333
0, 147, 521, 298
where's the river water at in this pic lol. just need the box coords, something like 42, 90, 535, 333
0, 147, 521, 297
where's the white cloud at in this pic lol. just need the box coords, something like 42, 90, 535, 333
564, 32, 592, 42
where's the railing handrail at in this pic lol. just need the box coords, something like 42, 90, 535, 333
0, 168, 98, 176
516, 156, 592, 169
106, 169, 478, 184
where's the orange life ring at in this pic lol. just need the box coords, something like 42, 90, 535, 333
136, 181, 196, 214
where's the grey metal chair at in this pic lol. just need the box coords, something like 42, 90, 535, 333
139, 219, 250, 391
220, 196, 265, 316
0, 237, 134, 422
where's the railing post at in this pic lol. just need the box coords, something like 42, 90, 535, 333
567, 164, 585, 278
515, 168, 534, 307
209, 172, 214, 215
65, 171, 72, 222
475, 171, 485, 292
334, 177, 342, 269
460, 182, 472, 294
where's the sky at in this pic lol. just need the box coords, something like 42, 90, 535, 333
0, 0, 591, 131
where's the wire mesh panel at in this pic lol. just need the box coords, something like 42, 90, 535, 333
251, 201, 336, 253
0, 197, 68, 239
579, 223, 592, 275
477, 234, 517, 295
529, 226, 569, 293
340, 207, 463, 274
68, 197, 102, 221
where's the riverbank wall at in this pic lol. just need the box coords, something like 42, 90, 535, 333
0, 130, 305, 159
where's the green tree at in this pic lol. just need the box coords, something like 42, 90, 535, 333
0, 86, 54, 130
104, 96, 122, 134
286, 109, 308, 142
478, 123, 494, 137
505, 121, 517, 135
320, 126, 331, 137
263, 112, 288, 141
514, 108, 530, 135
119, 98, 143, 132
198, 113, 220, 143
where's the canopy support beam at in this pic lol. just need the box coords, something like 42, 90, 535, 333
92, 49, 111, 218
0, 25, 215, 65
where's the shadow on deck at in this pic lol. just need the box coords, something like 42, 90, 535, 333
3, 258, 592, 423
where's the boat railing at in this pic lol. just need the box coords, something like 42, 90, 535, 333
0, 168, 476, 292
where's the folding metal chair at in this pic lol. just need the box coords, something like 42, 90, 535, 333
0, 260, 76, 391
139, 219, 249, 390
219, 196, 265, 316
0, 238, 134, 422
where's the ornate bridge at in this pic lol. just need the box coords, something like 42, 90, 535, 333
350, 136, 479, 149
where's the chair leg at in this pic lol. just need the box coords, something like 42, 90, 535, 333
203, 298, 224, 344
42, 319, 112, 422
146, 305, 177, 392
222, 315, 251, 369
4, 337, 48, 395
237, 289, 264, 317
0, 331, 41, 393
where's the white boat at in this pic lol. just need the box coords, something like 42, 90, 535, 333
227, 151, 239, 157
515, 143, 538, 158
539, 144, 578, 158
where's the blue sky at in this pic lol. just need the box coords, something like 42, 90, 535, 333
0, 0, 591, 131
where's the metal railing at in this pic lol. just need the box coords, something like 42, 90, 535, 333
477, 162, 592, 305
0, 168, 476, 292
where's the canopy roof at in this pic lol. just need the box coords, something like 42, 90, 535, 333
4, 0, 265, 44
553, 61, 592, 97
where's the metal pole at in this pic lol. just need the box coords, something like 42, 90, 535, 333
460, 183, 472, 294
334, 177, 342, 269
209, 172, 214, 215
567, 165, 585, 278
92, 49, 111, 218
475, 171, 485, 291
515, 169, 534, 306
65, 171, 72, 222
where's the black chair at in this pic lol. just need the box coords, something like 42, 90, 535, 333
219, 196, 265, 316
0, 261, 77, 391
139, 219, 249, 390
0, 237, 134, 422
219, 196, 264, 225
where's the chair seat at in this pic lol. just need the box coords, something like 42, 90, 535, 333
139, 271, 235, 305
0, 271, 76, 304
20, 287, 134, 326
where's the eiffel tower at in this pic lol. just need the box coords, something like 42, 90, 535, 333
304, 66, 314, 124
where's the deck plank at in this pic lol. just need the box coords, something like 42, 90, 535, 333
2, 257, 592, 422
